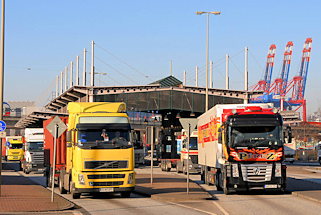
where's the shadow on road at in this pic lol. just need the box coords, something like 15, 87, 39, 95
287, 177, 321, 192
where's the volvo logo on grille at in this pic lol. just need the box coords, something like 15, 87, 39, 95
254, 167, 261, 175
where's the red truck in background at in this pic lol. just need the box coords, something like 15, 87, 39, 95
43, 117, 68, 187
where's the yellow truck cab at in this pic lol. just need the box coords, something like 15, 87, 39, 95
6, 136, 24, 161
60, 102, 135, 199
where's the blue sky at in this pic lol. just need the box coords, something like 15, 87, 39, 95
3, 1, 321, 116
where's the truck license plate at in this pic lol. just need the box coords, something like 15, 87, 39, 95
100, 188, 114, 192
264, 184, 277, 188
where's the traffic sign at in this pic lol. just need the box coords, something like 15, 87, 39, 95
46, 116, 67, 138
5, 141, 10, 146
0, 132, 6, 138
179, 118, 198, 135
0, 120, 6, 132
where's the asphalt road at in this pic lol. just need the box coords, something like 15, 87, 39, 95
4, 160, 321, 215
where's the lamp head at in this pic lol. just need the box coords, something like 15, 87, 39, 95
210, 11, 221, 15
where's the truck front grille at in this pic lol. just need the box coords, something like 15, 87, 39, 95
87, 174, 125, 179
241, 164, 272, 182
190, 155, 198, 164
31, 153, 44, 163
92, 181, 124, 186
84, 160, 128, 169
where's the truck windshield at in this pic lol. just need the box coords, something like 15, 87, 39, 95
182, 137, 198, 150
189, 137, 198, 150
229, 125, 282, 148
11, 144, 23, 149
77, 129, 132, 149
28, 142, 43, 151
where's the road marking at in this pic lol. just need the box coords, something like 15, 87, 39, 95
213, 201, 229, 215
169, 201, 217, 215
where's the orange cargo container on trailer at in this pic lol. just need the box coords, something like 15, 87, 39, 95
43, 116, 68, 186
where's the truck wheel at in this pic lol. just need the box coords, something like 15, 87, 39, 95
59, 178, 67, 194
223, 175, 230, 194
216, 172, 223, 191
204, 168, 208, 185
160, 161, 164, 171
47, 171, 53, 188
71, 191, 81, 199
120, 191, 131, 198
176, 162, 181, 173
70, 181, 80, 199
290, 161, 294, 164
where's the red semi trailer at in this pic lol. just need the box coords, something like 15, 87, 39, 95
43, 117, 68, 186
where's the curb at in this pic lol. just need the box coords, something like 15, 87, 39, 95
291, 191, 321, 204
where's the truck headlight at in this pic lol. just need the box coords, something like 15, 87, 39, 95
78, 174, 85, 185
275, 163, 281, 177
232, 164, 239, 177
127, 173, 134, 184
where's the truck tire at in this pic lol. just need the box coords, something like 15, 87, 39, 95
47, 170, 54, 188
223, 174, 230, 194
204, 168, 209, 185
223, 180, 230, 195
176, 161, 182, 173
160, 161, 164, 171
120, 191, 131, 198
59, 177, 67, 194
71, 190, 81, 199
216, 172, 223, 191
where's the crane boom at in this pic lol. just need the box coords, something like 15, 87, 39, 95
288, 38, 312, 101
267, 41, 293, 96
252, 44, 276, 92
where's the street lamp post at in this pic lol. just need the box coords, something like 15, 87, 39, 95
196, 11, 220, 111
94, 72, 107, 86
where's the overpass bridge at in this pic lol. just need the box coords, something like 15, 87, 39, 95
16, 76, 263, 159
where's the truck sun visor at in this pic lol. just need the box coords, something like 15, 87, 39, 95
76, 123, 132, 130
